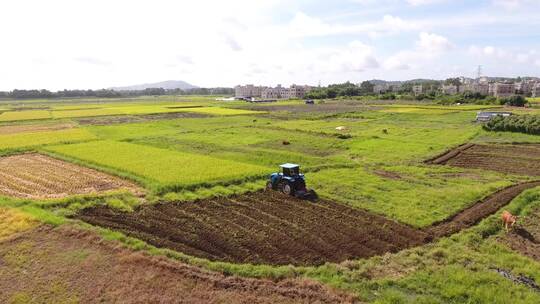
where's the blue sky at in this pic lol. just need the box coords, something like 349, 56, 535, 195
0, 0, 539, 90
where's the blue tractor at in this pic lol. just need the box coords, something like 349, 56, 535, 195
266, 163, 317, 200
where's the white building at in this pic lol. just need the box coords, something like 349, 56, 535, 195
261, 84, 312, 99
533, 84, 540, 98
235, 85, 265, 98
462, 83, 489, 96
441, 85, 458, 95
489, 82, 515, 98
412, 85, 423, 96
373, 84, 389, 94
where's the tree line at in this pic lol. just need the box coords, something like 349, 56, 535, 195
0, 87, 234, 99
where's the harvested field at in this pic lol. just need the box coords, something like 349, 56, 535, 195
77, 182, 540, 265
0, 225, 355, 304
77, 192, 428, 266
0, 122, 74, 135
0, 153, 142, 199
429, 143, 540, 176
76, 112, 210, 125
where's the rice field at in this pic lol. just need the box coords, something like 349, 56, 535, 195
44, 140, 269, 191
0, 128, 96, 151
0, 102, 260, 122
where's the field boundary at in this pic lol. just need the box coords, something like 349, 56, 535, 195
424, 142, 475, 164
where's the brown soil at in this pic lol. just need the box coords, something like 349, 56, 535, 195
425, 181, 540, 238
77, 181, 540, 266
0, 225, 355, 304
0, 153, 143, 199
76, 191, 428, 266
429, 143, 540, 177
502, 206, 540, 262
76, 112, 210, 126
0, 122, 75, 135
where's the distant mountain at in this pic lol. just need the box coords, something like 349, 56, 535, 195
110, 80, 198, 91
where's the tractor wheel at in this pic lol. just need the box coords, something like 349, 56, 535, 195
265, 181, 273, 191
282, 184, 293, 196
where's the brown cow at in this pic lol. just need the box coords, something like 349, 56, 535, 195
501, 210, 518, 232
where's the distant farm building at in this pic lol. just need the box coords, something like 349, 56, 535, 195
476, 111, 512, 122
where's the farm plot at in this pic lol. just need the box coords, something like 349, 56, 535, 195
45, 140, 269, 191
76, 191, 428, 266
0, 128, 96, 151
0, 154, 141, 199
0, 110, 51, 122
0, 225, 353, 304
0, 122, 74, 135
431, 144, 540, 176
502, 202, 540, 262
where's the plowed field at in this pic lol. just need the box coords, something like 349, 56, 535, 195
77, 181, 540, 266
77, 192, 428, 266
0, 153, 142, 199
430, 144, 540, 176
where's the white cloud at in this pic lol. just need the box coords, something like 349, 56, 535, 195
416, 32, 454, 53
406, 0, 446, 5
469, 45, 508, 58
469, 45, 540, 69
383, 57, 411, 70
287, 12, 418, 38
492, 0, 534, 9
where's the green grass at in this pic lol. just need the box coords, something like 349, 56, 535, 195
0, 128, 96, 151
0, 110, 51, 122
44, 140, 268, 192
310, 165, 518, 227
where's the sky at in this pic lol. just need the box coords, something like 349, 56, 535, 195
1, 0, 540, 91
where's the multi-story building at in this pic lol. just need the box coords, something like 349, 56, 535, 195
373, 84, 389, 94
462, 83, 489, 96
489, 82, 515, 98
533, 83, 540, 98
234, 85, 265, 98
260, 84, 312, 99
412, 85, 423, 96
441, 85, 458, 95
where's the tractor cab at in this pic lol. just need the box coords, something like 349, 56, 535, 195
280, 163, 301, 177
266, 163, 317, 200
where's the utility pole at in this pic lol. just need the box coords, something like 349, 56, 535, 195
477, 65, 483, 80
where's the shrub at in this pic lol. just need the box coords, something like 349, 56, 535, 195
483, 114, 540, 135
499, 95, 527, 107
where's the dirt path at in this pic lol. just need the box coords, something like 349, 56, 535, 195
0, 225, 355, 304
